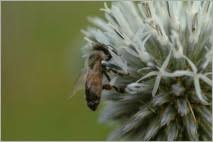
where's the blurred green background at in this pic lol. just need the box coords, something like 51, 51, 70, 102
2, 1, 112, 140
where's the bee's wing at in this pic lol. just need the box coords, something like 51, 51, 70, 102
68, 69, 87, 99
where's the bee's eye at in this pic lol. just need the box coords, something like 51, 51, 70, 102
88, 55, 96, 68
88, 61, 95, 68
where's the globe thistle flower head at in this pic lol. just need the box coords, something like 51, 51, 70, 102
81, 1, 212, 141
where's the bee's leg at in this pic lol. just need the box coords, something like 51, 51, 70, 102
103, 84, 126, 93
101, 65, 111, 81
101, 62, 129, 77
103, 84, 112, 90
112, 85, 126, 93
103, 71, 111, 81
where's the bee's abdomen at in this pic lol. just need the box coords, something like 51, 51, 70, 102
85, 88, 100, 111
85, 76, 102, 111
85, 67, 103, 111
85, 57, 103, 111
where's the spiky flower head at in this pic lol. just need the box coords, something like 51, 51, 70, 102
81, 1, 212, 141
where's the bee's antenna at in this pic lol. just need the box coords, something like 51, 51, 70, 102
105, 44, 119, 56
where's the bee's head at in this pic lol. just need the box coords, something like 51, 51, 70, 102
92, 44, 112, 60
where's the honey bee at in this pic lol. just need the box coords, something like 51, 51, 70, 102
85, 43, 126, 111
70, 43, 126, 111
